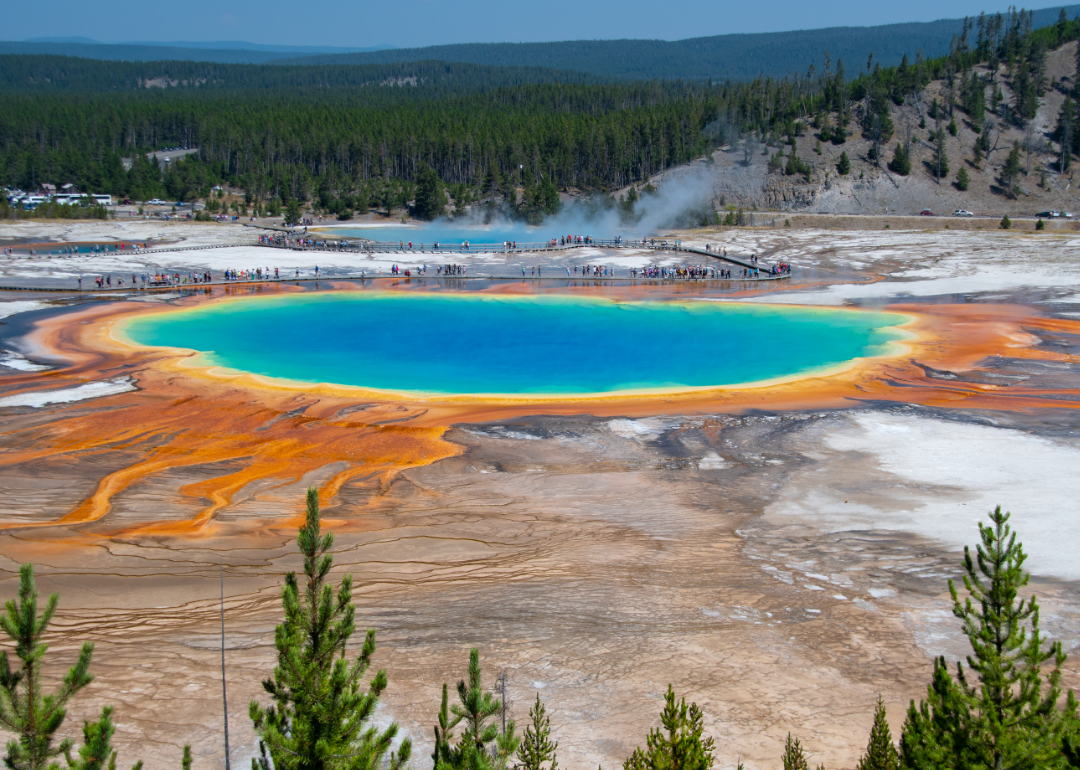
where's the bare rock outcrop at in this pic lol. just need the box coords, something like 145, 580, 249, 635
763, 173, 826, 209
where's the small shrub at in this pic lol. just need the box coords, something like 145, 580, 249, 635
888, 143, 911, 176
955, 167, 970, 191
1000, 215, 1012, 229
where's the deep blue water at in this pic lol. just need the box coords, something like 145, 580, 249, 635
324, 223, 610, 245
121, 293, 909, 395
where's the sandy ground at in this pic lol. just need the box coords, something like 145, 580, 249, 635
0, 221, 1078, 768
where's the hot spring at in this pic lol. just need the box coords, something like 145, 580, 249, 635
119, 292, 911, 396
324, 223, 607, 245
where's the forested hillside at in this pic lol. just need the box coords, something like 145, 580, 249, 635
0, 40, 304, 65
283, 6, 1079, 80
1, 8, 1077, 223
0, 56, 601, 94
4, 6, 1077, 81
0, 81, 722, 207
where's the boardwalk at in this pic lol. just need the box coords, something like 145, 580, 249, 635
257, 236, 782, 273
0, 236, 790, 292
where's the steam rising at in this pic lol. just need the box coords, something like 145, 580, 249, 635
450, 165, 717, 237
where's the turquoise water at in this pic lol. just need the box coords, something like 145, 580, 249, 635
121, 293, 910, 395
325, 223, 606, 244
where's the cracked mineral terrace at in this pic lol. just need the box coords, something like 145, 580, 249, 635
0, 220, 1078, 769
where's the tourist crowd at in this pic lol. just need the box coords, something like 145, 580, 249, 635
80, 271, 214, 289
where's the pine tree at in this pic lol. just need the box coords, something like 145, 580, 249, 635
899, 508, 1078, 769
781, 734, 810, 770
623, 686, 715, 770
1065, 732, 1080, 767
482, 165, 499, 196
934, 131, 950, 182
837, 151, 851, 175
951, 507, 1075, 767
0, 564, 143, 770
888, 143, 911, 176
435, 648, 518, 770
857, 697, 898, 770
831, 112, 847, 145
965, 71, 986, 124
1001, 142, 1022, 197
516, 694, 558, 770
495, 722, 522, 770
899, 656, 969, 770
1036, 218, 1045, 230
61, 707, 147, 770
413, 166, 447, 221
249, 488, 411, 770
433, 683, 457, 770
455, 649, 501, 754
539, 180, 560, 215
955, 167, 970, 191
283, 198, 302, 226
1000, 215, 1011, 229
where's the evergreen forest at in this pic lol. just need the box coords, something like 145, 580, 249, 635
1, 7, 1078, 221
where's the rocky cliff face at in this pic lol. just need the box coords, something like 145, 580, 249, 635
762, 173, 826, 209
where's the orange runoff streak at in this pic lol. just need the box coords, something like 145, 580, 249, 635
0, 290, 1076, 535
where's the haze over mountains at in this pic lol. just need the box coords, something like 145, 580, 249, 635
279, 6, 1079, 79
0, 39, 393, 65
23, 37, 395, 54
4, 5, 1078, 80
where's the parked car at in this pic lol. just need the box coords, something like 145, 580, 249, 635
146, 198, 166, 205
954, 209, 974, 217
920, 209, 935, 216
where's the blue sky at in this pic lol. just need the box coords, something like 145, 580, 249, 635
6, 0, 1066, 48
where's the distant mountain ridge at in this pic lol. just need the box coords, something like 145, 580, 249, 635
6, 6, 1079, 79
0, 42, 314, 64
23, 37, 395, 54
279, 5, 1080, 79
0, 56, 603, 93
0, 40, 392, 65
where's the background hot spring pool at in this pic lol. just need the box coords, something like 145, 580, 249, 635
323, 223, 583, 244
120, 293, 911, 395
